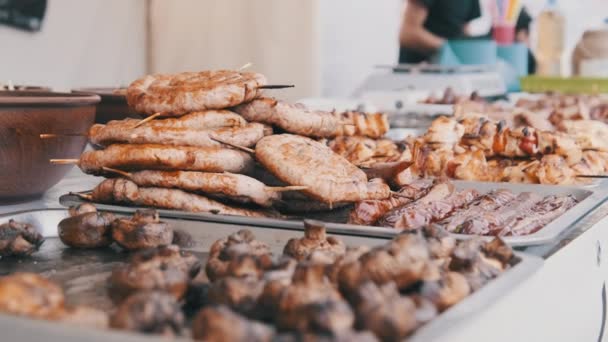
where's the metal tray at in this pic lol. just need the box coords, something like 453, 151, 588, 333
0, 208, 543, 342
60, 181, 608, 247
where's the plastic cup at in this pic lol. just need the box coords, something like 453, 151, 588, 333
493, 24, 516, 45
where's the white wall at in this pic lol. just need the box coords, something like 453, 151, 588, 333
319, 0, 402, 97
0, 0, 146, 90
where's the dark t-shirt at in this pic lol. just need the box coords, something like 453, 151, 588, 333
399, 0, 481, 63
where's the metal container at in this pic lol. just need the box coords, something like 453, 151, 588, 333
0, 208, 542, 342
60, 181, 608, 247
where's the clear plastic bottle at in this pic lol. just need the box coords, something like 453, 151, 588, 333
536, 0, 565, 76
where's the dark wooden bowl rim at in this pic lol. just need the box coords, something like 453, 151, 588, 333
0, 91, 101, 106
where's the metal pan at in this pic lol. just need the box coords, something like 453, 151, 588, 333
0, 208, 543, 342
60, 180, 608, 247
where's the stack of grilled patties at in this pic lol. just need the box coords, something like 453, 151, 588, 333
76, 69, 395, 218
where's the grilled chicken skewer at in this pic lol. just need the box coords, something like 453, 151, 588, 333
127, 70, 267, 115
234, 98, 389, 139
102, 169, 307, 208
90, 178, 275, 218
255, 134, 391, 204
88, 122, 270, 148
52, 144, 255, 175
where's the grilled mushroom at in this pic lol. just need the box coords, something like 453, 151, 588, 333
283, 220, 346, 262
111, 209, 173, 250
109, 245, 201, 301
206, 230, 272, 281
0, 273, 64, 319
192, 306, 275, 342
111, 291, 184, 336
58, 205, 114, 249
350, 281, 417, 342
0, 220, 44, 257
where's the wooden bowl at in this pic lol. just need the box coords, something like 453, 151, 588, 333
0, 91, 100, 202
72, 87, 141, 124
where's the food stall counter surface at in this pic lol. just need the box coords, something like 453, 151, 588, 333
2, 167, 608, 341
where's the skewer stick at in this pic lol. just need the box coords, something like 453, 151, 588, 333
50, 159, 79, 165
239, 62, 253, 71
70, 192, 93, 201
133, 113, 161, 128
265, 185, 309, 192
258, 85, 295, 89
40, 133, 86, 139
209, 136, 255, 154
576, 175, 608, 179
102, 166, 133, 178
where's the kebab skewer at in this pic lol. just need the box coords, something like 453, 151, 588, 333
87, 178, 276, 218
51, 144, 256, 175
234, 98, 389, 139
101, 168, 307, 208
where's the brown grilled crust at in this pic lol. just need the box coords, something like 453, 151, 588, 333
126, 70, 267, 116
79, 144, 255, 175
91, 178, 273, 218
255, 134, 390, 203
89, 122, 269, 148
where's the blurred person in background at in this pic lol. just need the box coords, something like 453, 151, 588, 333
398, 0, 482, 63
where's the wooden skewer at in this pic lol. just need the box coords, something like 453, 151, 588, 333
50, 159, 79, 165
576, 175, 608, 179
133, 113, 161, 128
102, 166, 133, 178
238, 62, 253, 71
258, 85, 295, 90
70, 192, 93, 201
266, 185, 309, 192
40, 133, 86, 139
209, 136, 255, 154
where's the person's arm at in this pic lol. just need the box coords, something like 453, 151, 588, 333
399, 0, 445, 53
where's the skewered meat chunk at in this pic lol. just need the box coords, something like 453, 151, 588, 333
348, 178, 434, 226
0, 220, 44, 257
110, 291, 184, 336
255, 134, 391, 204
101, 110, 247, 130
89, 122, 270, 148
206, 230, 273, 282
91, 178, 273, 218
58, 204, 114, 248
338, 111, 390, 139
497, 194, 577, 236
0, 273, 64, 319
440, 189, 517, 233
127, 70, 267, 115
112, 170, 285, 208
283, 220, 346, 262
111, 209, 173, 250
339, 233, 431, 294
328, 137, 401, 166
109, 245, 201, 301
192, 306, 275, 342
350, 281, 418, 341
235, 98, 355, 138
79, 144, 255, 175
380, 189, 479, 230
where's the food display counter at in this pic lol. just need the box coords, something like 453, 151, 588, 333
1, 168, 607, 342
